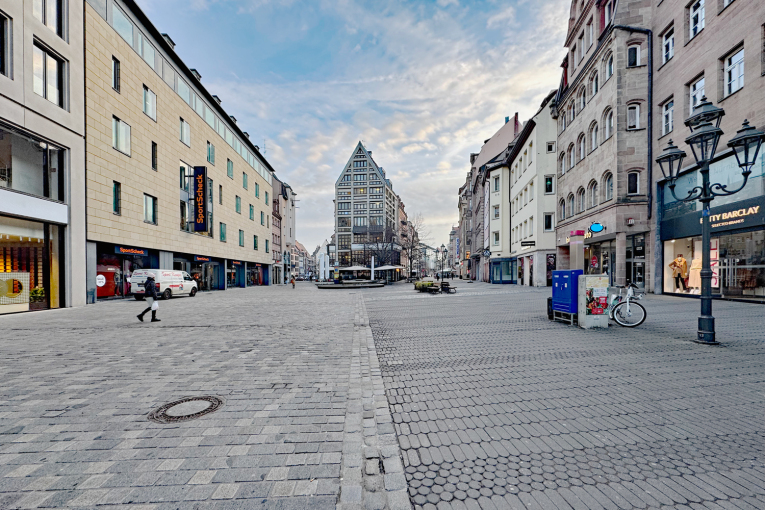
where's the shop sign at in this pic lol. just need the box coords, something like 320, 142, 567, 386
255, 264, 261, 267
195, 256, 211, 262
231, 260, 242, 266
521, 241, 535, 247
661, 196, 765, 240
588, 222, 605, 234
193, 166, 208, 232
115, 246, 147, 256
701, 205, 761, 229
96, 275, 106, 287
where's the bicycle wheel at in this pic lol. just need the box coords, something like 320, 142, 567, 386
612, 301, 646, 327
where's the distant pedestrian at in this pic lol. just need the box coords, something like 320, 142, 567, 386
290, 276, 296, 289
451, 272, 454, 280
137, 275, 160, 322
436, 273, 440, 281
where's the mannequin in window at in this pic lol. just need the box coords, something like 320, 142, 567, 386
669, 254, 688, 291
688, 257, 702, 291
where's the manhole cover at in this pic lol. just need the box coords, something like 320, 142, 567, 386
148, 396, 224, 424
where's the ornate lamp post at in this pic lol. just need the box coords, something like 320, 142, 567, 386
656, 97, 764, 344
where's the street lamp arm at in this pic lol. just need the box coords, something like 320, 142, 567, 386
668, 183, 705, 203
709, 174, 750, 198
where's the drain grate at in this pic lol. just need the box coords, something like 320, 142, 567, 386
147, 396, 224, 424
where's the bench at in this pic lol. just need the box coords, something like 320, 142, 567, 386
440, 282, 456, 294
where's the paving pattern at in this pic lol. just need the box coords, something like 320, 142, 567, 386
364, 281, 765, 510
0, 284, 409, 510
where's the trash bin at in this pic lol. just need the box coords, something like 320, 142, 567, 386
547, 297, 553, 320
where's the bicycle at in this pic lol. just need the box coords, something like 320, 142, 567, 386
608, 282, 647, 327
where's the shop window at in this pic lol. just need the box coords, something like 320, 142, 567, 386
33, 0, 64, 38
111, 57, 120, 92
33, 44, 65, 108
239, 229, 244, 247
0, 218, 62, 313
220, 222, 226, 242
113, 181, 121, 215
151, 142, 157, 170
628, 172, 640, 195
0, 126, 65, 201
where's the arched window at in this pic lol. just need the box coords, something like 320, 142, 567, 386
577, 134, 586, 161
590, 71, 599, 97
604, 172, 614, 201
559, 199, 566, 220
559, 153, 566, 175
577, 188, 586, 213
568, 144, 575, 169
589, 122, 599, 151
568, 102, 575, 122
560, 114, 566, 133
578, 87, 587, 111
568, 194, 575, 216
588, 180, 598, 208
603, 108, 614, 139
605, 53, 614, 79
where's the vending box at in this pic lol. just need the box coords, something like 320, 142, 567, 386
552, 270, 583, 314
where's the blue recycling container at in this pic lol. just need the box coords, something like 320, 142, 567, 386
552, 270, 583, 313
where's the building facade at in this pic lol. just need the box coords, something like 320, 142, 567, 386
333, 142, 402, 268
553, 0, 653, 290
0, 0, 87, 314
84, 0, 276, 300
652, 0, 765, 301
508, 92, 559, 286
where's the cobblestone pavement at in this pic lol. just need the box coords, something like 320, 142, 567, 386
363, 281, 765, 510
0, 283, 409, 510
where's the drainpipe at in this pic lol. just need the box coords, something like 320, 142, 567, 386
612, 25, 653, 219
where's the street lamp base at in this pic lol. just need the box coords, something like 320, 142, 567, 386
695, 316, 718, 345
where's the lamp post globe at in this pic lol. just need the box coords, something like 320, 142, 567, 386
656, 139, 687, 182
727, 120, 765, 176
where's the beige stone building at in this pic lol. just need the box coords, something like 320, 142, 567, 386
0, 0, 87, 314
553, 0, 653, 290
84, 0, 277, 299
652, 0, 765, 300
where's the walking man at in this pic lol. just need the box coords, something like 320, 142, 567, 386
137, 274, 161, 322
290, 276, 296, 289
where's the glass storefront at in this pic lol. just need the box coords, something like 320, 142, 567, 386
187, 256, 222, 291
1, 216, 62, 314
585, 240, 616, 287
489, 259, 515, 284
96, 244, 156, 299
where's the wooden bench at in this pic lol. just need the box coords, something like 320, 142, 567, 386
440, 282, 456, 294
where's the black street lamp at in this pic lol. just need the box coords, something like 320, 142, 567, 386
656, 97, 765, 344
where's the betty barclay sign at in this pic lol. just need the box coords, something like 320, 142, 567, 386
701, 205, 760, 229
193, 166, 208, 232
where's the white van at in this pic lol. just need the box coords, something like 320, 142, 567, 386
130, 269, 198, 300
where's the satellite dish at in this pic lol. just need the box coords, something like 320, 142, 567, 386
589, 222, 605, 234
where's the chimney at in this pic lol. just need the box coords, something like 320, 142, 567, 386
212, 95, 222, 104
229, 115, 237, 124
190, 69, 202, 81
161, 33, 175, 49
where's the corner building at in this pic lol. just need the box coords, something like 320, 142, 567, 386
553, 0, 653, 290
0, 0, 87, 314
84, 0, 276, 300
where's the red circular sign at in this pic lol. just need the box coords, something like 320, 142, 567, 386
591, 256, 598, 267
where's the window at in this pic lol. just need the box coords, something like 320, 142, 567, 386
559, 154, 566, 175
267, 215, 269, 228
590, 72, 599, 97
207, 141, 215, 165
605, 1, 613, 23
529, 217, 533, 236
586, 19, 593, 47
179, 118, 190, 146
589, 181, 598, 208
261, 211, 265, 225
255, 182, 260, 198
151, 141, 157, 170
354, 216, 367, 227
559, 200, 566, 220
249, 204, 254, 220
239, 230, 244, 247
143, 86, 156, 121
493, 176, 500, 191
254, 235, 258, 250
579, 88, 586, 111
493, 206, 499, 219
568, 195, 575, 217
112, 116, 131, 155
112, 6, 133, 45
243, 172, 248, 190
578, 134, 586, 161
545, 176, 554, 194
690, 76, 705, 111
628, 172, 640, 194
604, 173, 614, 201
547, 142, 555, 153
628, 45, 641, 67
265, 191, 269, 204
690, 0, 705, 39
663, 28, 675, 64
590, 123, 599, 151
219, 184, 222, 205
577, 188, 586, 213
111, 57, 120, 92
235, 195, 241, 214
606, 54, 614, 79
568, 145, 575, 170
265, 240, 269, 253
529, 181, 534, 200
338, 202, 350, 211
493, 232, 499, 245
663, 100, 674, 135
725, 48, 744, 96
578, 34, 584, 60
143, 194, 157, 224
571, 45, 577, 69
628, 104, 640, 129
32, 45, 64, 107
544, 213, 554, 231
33, 0, 63, 37
353, 174, 367, 181
220, 223, 226, 242
605, 109, 614, 139
113, 181, 121, 215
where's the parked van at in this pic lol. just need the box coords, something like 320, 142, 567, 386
130, 269, 198, 300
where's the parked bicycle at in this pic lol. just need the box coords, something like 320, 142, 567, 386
608, 282, 647, 327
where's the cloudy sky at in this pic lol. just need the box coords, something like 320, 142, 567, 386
135, 0, 570, 252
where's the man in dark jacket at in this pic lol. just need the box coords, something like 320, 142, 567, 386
137, 275, 160, 322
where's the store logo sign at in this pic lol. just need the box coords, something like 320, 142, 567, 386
115, 246, 147, 256
194, 166, 208, 232
194, 256, 211, 262
701, 205, 760, 228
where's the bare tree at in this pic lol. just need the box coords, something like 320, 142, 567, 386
367, 227, 398, 267
399, 213, 430, 278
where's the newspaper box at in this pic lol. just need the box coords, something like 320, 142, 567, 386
578, 275, 609, 329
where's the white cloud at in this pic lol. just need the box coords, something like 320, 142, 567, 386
486, 6, 516, 28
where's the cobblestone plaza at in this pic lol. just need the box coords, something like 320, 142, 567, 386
0, 282, 763, 509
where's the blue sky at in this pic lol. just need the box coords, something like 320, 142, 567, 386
135, 0, 570, 251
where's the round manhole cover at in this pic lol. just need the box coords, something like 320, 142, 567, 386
148, 396, 224, 424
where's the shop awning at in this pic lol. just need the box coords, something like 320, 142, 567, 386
373, 265, 398, 270
338, 266, 369, 271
